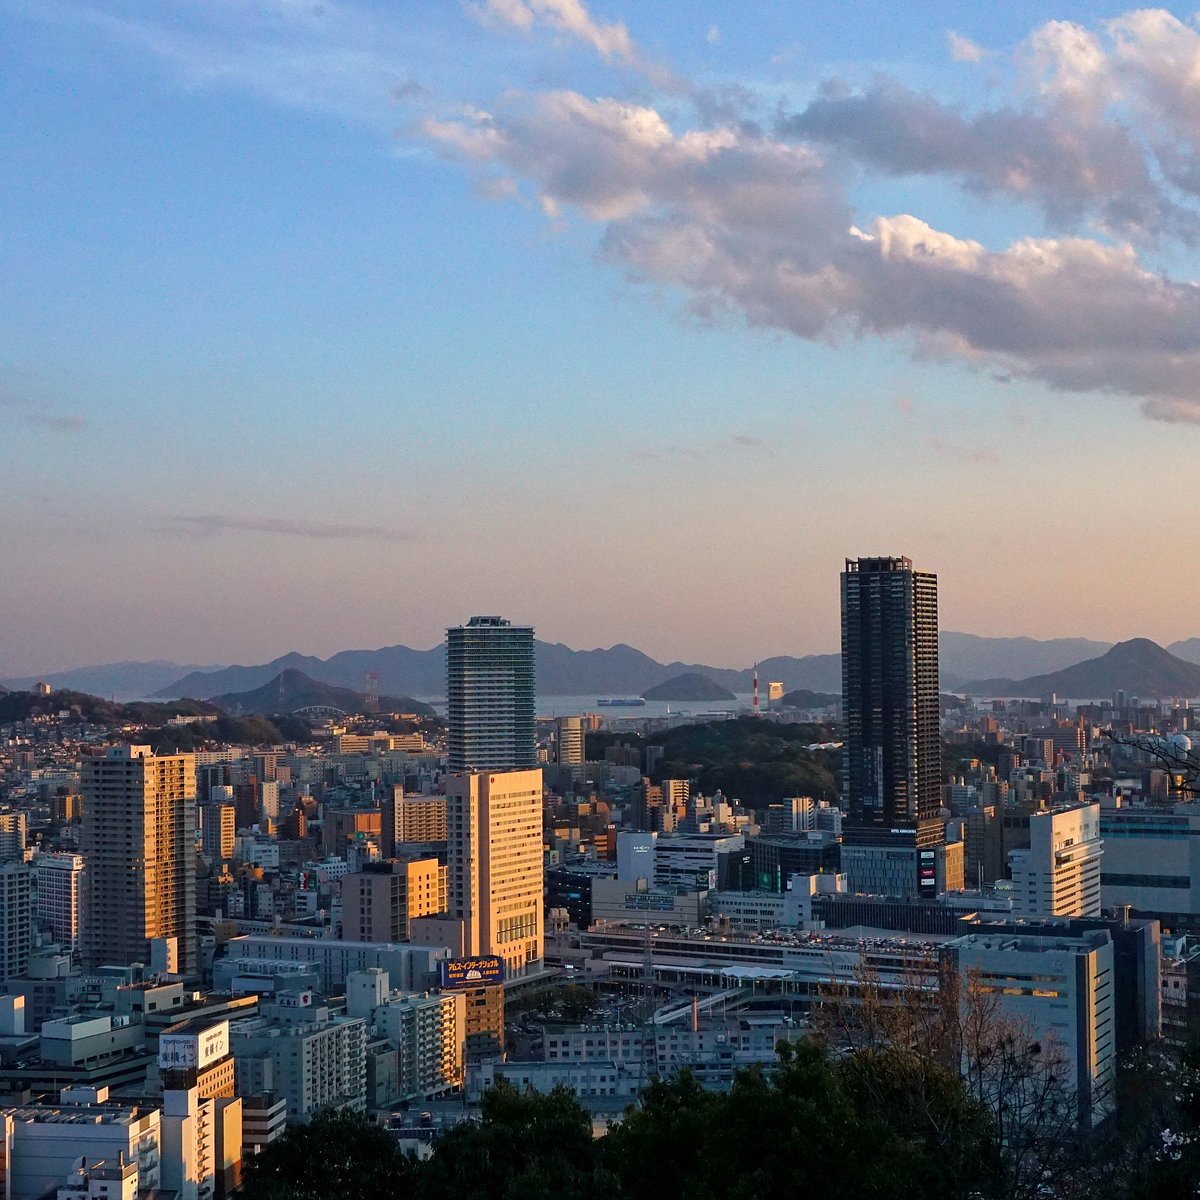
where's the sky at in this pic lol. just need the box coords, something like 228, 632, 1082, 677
4, 0, 1200, 675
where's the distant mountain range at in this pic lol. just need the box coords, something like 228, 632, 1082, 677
961, 639, 1200, 699
0, 660, 225, 699
209, 669, 434, 717
9, 632, 1200, 703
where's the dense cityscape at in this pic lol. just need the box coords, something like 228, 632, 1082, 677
12, 0, 1200, 1195
0, 558, 1197, 1197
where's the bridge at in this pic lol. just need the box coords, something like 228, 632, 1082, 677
291, 705, 347, 719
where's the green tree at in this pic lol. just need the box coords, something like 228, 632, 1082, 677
240, 1108, 414, 1200
414, 1079, 615, 1200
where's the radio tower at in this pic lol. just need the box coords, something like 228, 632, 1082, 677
753, 663, 760, 717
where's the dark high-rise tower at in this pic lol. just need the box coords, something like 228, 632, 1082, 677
841, 557, 943, 893
446, 616, 536, 773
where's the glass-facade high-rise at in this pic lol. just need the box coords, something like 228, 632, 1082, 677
841, 557, 943, 893
446, 616, 536, 773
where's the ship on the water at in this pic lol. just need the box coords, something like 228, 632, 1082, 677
596, 697, 647, 707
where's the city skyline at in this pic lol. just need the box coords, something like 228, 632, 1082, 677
7, 2, 1200, 674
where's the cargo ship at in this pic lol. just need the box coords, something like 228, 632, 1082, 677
596, 697, 647, 707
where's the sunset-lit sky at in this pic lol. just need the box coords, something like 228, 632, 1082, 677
4, 1, 1200, 675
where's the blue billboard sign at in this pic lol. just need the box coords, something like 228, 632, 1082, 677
440, 955, 506, 989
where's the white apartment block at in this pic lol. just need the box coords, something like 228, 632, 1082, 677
0, 861, 32, 981
1009, 803, 1102, 917
230, 996, 366, 1120
35, 853, 85, 951
159, 1088, 217, 1200
374, 991, 465, 1100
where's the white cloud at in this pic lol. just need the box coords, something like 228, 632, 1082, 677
470, 0, 637, 63
706, 25, 721, 47
947, 31, 985, 63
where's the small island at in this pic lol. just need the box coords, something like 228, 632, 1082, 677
641, 672, 736, 702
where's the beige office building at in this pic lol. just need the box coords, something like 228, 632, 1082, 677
81, 746, 197, 974
342, 857, 448, 943
446, 769, 544, 976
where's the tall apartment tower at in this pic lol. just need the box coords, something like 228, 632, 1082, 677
841, 556, 944, 897
0, 862, 32, 981
446, 616, 536, 773
445, 769, 544, 976
81, 745, 197, 974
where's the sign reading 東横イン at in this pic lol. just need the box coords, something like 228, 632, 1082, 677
440, 956, 506, 989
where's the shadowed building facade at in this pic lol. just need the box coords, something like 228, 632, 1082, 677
841, 556, 944, 897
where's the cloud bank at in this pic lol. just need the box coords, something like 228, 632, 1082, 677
421, 4, 1200, 421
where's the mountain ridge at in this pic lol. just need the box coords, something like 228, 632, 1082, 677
961, 638, 1200, 699
149, 631, 1128, 700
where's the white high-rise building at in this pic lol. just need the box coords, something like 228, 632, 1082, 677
375, 991, 466, 1100
34, 852, 85, 951
446, 769, 544, 976
230, 994, 366, 1119
159, 1088, 217, 1200
1009, 803, 1102, 917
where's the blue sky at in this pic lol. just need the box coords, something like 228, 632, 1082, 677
4, 1, 1200, 675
